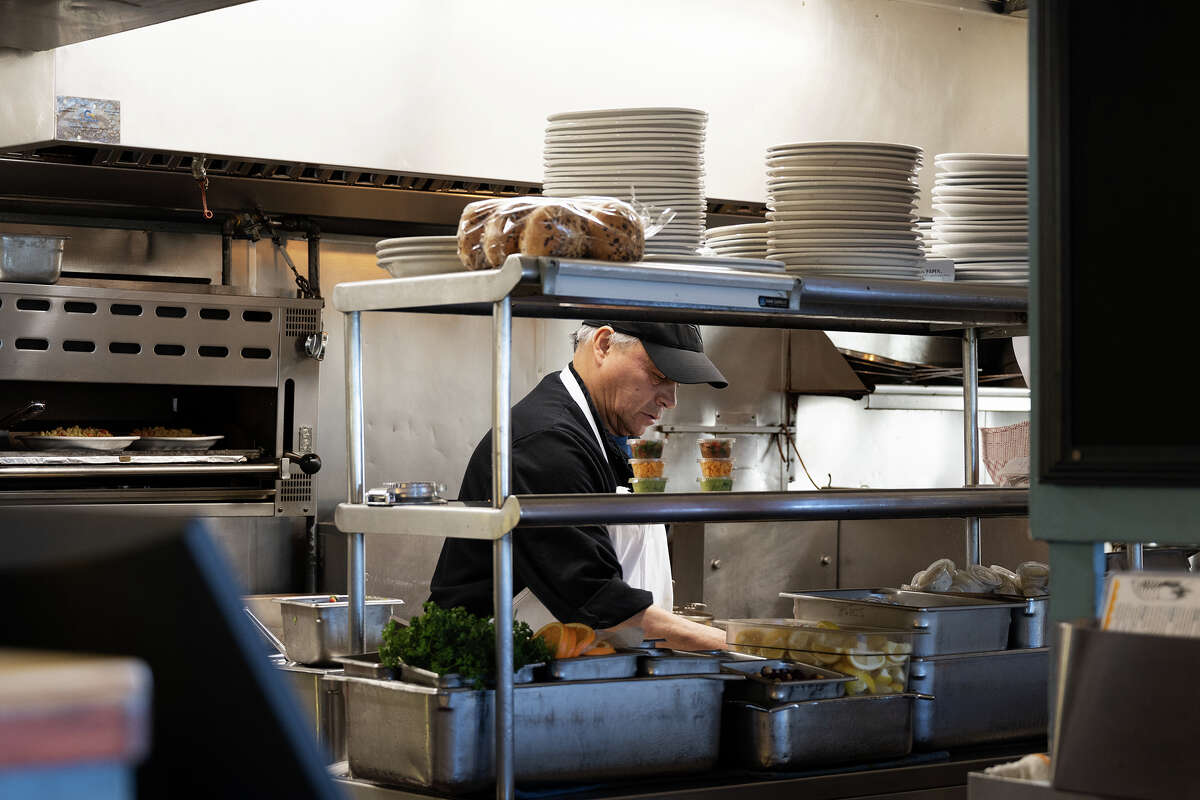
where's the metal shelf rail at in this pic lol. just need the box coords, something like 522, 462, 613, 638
333, 254, 1029, 800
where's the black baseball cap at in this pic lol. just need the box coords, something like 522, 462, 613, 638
582, 320, 728, 388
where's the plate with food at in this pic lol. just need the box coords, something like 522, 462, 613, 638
128, 427, 224, 451
13, 426, 139, 451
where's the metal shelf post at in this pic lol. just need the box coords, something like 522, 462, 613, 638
492, 296, 515, 800
345, 310, 367, 654
963, 327, 981, 566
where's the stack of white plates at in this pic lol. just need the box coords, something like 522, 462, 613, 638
765, 141, 924, 279
375, 236, 465, 278
916, 220, 942, 256
930, 153, 1028, 285
542, 107, 708, 255
704, 223, 768, 259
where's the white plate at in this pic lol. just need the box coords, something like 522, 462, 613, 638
955, 270, 1029, 278
933, 231, 1028, 244
544, 143, 704, 153
769, 141, 922, 154
934, 172, 1029, 182
932, 204, 1030, 218
766, 165, 917, 179
705, 237, 769, 247
544, 167, 703, 177
547, 117, 706, 130
549, 107, 707, 121
377, 258, 470, 278
375, 246, 457, 260
375, 235, 457, 250
770, 218, 917, 230
14, 434, 140, 452
769, 227, 920, 239
790, 267, 923, 277
767, 153, 920, 168
546, 131, 704, 143
932, 224, 1028, 233
935, 152, 1026, 161
769, 203, 918, 216
642, 254, 785, 271
933, 242, 1028, 256
544, 156, 703, 168
767, 175, 917, 188
770, 253, 922, 265
936, 161, 1027, 175
705, 223, 769, 236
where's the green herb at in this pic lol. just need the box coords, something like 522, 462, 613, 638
380, 601, 552, 689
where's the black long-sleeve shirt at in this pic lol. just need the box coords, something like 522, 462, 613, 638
428, 365, 653, 628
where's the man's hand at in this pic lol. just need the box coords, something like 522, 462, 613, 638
604, 604, 727, 651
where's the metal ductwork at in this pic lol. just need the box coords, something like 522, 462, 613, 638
0, 1, 254, 51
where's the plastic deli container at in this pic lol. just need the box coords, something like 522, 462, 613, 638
698, 477, 733, 492
722, 618, 919, 696
628, 438, 664, 459
697, 438, 734, 459
629, 458, 665, 478
697, 458, 734, 478
629, 477, 668, 493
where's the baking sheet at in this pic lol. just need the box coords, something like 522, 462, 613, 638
130, 435, 224, 451
0, 449, 254, 465
11, 434, 138, 451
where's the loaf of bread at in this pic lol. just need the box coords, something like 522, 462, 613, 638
456, 196, 646, 269
581, 199, 645, 262
457, 198, 504, 271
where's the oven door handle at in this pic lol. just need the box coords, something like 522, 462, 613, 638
282, 451, 322, 477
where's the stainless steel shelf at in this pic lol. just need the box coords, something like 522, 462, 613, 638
515, 489, 1028, 527
334, 497, 521, 540
333, 256, 1027, 335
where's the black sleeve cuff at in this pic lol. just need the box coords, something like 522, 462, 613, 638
576, 579, 653, 630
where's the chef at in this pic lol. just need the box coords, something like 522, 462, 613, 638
429, 320, 728, 651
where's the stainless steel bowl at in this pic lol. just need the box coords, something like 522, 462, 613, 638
0, 234, 69, 284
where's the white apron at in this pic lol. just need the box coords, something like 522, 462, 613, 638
512, 368, 673, 645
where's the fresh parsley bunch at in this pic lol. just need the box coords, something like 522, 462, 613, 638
380, 601, 552, 689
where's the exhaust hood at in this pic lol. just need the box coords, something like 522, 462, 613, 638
0, 1, 253, 51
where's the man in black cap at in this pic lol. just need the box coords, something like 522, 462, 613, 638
429, 321, 727, 650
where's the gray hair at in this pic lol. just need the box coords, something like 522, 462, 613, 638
571, 323, 640, 352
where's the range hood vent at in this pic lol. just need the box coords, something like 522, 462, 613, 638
0, 0, 254, 51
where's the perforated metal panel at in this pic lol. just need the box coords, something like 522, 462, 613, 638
285, 306, 320, 336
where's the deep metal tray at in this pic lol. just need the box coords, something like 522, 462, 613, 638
782, 588, 1023, 656
719, 659, 850, 704
275, 596, 403, 665
336, 673, 726, 791
544, 652, 639, 681
722, 693, 921, 770
908, 647, 1049, 749
925, 590, 1049, 649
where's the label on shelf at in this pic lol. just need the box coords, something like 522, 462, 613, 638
1100, 571, 1200, 638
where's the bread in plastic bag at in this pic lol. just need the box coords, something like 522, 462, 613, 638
457, 195, 651, 270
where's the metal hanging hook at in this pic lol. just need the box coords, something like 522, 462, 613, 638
191, 155, 214, 220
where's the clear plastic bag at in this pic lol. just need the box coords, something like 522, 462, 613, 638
456, 195, 666, 270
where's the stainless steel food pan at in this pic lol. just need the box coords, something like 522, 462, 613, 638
275, 596, 402, 665
924, 591, 1049, 649
637, 652, 723, 677
720, 659, 849, 703
544, 652, 639, 681
337, 674, 726, 791
276, 663, 346, 763
782, 588, 1023, 656
722, 693, 920, 770
0, 234, 67, 284
335, 653, 539, 687
908, 647, 1049, 749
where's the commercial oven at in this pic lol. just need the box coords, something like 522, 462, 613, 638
0, 279, 323, 516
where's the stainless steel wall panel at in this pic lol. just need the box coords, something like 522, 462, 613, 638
703, 521, 838, 620
837, 517, 1044, 588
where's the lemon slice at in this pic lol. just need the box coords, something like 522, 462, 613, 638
849, 653, 885, 671
787, 630, 811, 650
845, 678, 870, 695
810, 650, 842, 666
841, 667, 877, 694
816, 620, 841, 630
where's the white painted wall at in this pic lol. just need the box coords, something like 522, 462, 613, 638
29, 0, 1026, 212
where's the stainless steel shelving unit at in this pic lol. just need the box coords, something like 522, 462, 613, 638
332, 254, 1029, 800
